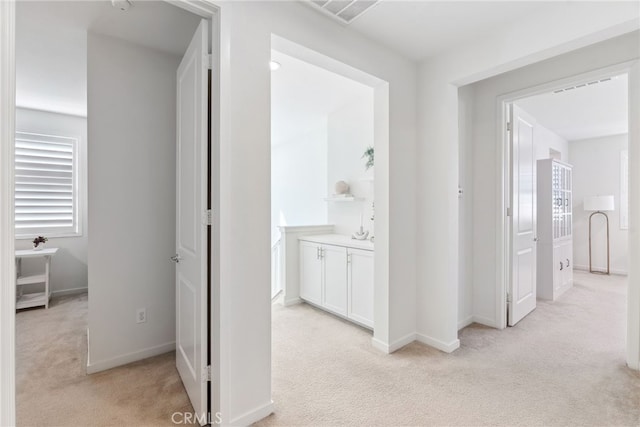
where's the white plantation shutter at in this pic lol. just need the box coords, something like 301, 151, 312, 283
15, 132, 79, 237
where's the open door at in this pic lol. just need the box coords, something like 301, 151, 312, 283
174, 19, 209, 421
508, 104, 538, 326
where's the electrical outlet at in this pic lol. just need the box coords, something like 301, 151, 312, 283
136, 308, 147, 324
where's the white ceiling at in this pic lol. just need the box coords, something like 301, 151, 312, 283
16, 1, 201, 116
346, 1, 555, 61
271, 50, 372, 145
516, 74, 628, 142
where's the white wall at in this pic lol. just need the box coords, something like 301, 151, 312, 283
217, 1, 417, 422
14, 108, 88, 295
467, 33, 639, 327
533, 120, 569, 163
327, 94, 375, 236
87, 33, 180, 372
271, 125, 328, 244
418, 1, 638, 351
570, 134, 629, 274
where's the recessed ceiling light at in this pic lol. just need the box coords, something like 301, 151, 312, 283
269, 61, 281, 71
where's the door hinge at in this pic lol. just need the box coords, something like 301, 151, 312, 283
206, 54, 213, 70
507, 121, 512, 132
506, 292, 512, 303
506, 207, 511, 217
203, 209, 212, 226
202, 365, 211, 382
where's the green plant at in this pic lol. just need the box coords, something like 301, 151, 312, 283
32, 236, 48, 248
362, 146, 374, 170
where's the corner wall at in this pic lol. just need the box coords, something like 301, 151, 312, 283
87, 33, 180, 372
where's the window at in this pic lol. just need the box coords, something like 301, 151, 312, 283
15, 132, 80, 238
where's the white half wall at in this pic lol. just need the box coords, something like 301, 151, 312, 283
271, 125, 328, 245
327, 94, 375, 236
87, 33, 179, 371
15, 108, 88, 295
570, 134, 629, 275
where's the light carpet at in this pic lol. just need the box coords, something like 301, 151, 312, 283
16, 273, 640, 426
16, 293, 194, 427
258, 271, 640, 426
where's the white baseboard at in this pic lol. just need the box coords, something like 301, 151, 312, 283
282, 297, 301, 307
458, 315, 473, 330
415, 333, 460, 353
86, 341, 175, 374
229, 400, 274, 426
371, 332, 416, 354
52, 287, 87, 297
472, 314, 498, 328
574, 264, 628, 276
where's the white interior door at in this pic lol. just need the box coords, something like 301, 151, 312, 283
508, 104, 538, 326
175, 19, 209, 421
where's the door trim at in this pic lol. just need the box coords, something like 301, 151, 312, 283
0, 1, 16, 424
495, 61, 640, 369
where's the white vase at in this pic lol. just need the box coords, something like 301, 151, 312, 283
32, 244, 43, 251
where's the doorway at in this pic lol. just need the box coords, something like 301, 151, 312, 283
269, 35, 392, 352
502, 69, 630, 328
10, 1, 217, 424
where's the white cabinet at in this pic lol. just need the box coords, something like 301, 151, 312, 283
322, 245, 348, 316
299, 236, 374, 329
299, 241, 323, 306
537, 159, 573, 300
347, 249, 374, 328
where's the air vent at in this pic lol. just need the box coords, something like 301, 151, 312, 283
553, 77, 612, 94
306, 0, 381, 24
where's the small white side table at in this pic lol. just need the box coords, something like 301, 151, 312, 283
15, 248, 59, 310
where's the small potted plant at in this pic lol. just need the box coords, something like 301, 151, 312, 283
32, 236, 48, 251
362, 146, 374, 170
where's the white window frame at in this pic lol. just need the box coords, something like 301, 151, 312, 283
14, 131, 81, 239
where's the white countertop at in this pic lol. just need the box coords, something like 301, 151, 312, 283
299, 234, 374, 251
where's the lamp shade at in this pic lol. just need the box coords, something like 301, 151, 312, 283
584, 195, 615, 212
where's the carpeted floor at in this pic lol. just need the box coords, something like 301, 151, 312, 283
16, 273, 640, 426
16, 293, 194, 427
258, 271, 640, 426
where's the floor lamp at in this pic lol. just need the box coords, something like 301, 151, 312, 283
584, 195, 615, 275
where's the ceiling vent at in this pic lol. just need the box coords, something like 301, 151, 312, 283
553, 77, 612, 94
306, 0, 381, 24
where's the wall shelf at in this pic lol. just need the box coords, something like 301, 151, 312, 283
324, 196, 365, 202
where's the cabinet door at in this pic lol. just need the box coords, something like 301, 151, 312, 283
322, 245, 348, 316
299, 241, 322, 305
562, 242, 573, 288
553, 243, 563, 292
348, 249, 374, 328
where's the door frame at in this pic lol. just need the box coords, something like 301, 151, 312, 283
495, 61, 640, 369
0, 1, 224, 425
